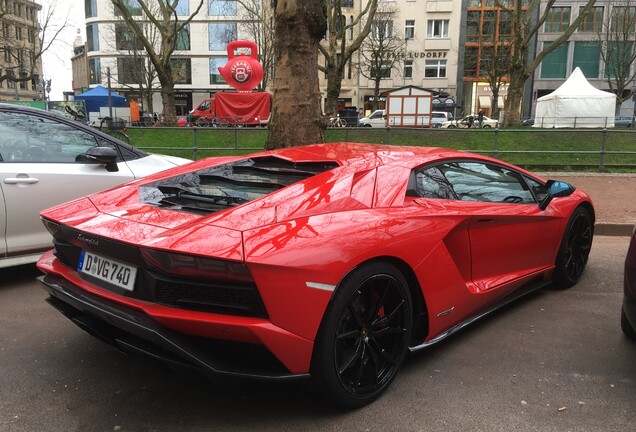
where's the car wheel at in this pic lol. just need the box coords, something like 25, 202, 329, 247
311, 262, 413, 408
621, 307, 636, 339
483, 125, 492, 128
448, 125, 456, 129
553, 206, 593, 288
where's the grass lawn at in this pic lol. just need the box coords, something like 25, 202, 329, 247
125, 126, 636, 171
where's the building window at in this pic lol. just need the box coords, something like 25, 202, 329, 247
578, 6, 603, 32
342, 0, 354, 7
176, 24, 191, 50
85, 0, 97, 18
604, 42, 634, 79
89, 58, 101, 84
336, 14, 346, 39
209, 23, 237, 50
114, 0, 142, 16
209, 0, 237, 16
371, 61, 392, 79
115, 23, 143, 50
425, 60, 446, 78
176, 1, 189, 15
611, 6, 636, 32
573, 41, 600, 78
405, 20, 415, 39
404, 59, 413, 79
4, 47, 11, 63
349, 16, 354, 40
2, 23, 9, 38
372, 20, 393, 39
170, 58, 192, 84
210, 57, 228, 84
87, 24, 99, 51
545, 7, 570, 32
16, 26, 22, 40
117, 58, 144, 84
27, 29, 34, 43
540, 41, 568, 78
427, 19, 449, 38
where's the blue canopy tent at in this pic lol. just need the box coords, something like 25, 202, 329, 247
75, 85, 128, 114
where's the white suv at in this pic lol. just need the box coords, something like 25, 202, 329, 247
431, 111, 454, 127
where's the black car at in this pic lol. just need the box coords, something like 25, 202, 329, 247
622, 227, 636, 339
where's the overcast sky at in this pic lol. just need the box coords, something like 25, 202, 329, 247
40, 0, 86, 100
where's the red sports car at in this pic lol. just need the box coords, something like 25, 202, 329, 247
37, 143, 594, 407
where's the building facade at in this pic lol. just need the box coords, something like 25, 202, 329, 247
320, 0, 462, 116
533, 0, 636, 116
0, 0, 43, 102
80, 0, 260, 115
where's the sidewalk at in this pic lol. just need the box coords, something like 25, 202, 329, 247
542, 173, 636, 236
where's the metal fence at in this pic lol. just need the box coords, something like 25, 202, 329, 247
128, 125, 636, 171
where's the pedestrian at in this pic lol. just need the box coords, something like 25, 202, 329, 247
478, 109, 484, 128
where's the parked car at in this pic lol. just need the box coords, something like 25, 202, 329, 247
0, 103, 190, 268
431, 111, 454, 127
622, 226, 636, 339
440, 115, 499, 128
357, 109, 386, 127
615, 116, 635, 128
37, 143, 594, 408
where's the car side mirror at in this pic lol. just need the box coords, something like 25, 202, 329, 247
82, 146, 119, 172
539, 180, 575, 210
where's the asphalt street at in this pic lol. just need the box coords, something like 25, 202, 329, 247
1, 236, 635, 432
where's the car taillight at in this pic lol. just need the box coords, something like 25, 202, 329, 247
141, 249, 254, 283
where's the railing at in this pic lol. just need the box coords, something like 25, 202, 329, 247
127, 125, 636, 171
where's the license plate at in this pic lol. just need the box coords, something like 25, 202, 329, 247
78, 250, 137, 292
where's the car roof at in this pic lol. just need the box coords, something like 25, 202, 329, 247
260, 142, 499, 171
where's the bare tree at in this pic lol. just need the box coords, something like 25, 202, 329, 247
0, 0, 69, 91
597, 0, 636, 115
236, 0, 275, 91
110, 0, 204, 125
105, 12, 162, 114
265, 0, 326, 149
502, 0, 597, 126
319, 0, 378, 117
356, 5, 405, 111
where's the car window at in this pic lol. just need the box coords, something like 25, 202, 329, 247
524, 176, 548, 202
413, 166, 457, 199
438, 162, 535, 203
0, 111, 104, 163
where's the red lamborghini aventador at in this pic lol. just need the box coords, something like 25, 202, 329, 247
37, 143, 594, 407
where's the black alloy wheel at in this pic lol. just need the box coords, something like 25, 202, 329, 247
554, 207, 593, 288
312, 262, 412, 408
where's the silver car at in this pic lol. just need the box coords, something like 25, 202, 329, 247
0, 103, 190, 268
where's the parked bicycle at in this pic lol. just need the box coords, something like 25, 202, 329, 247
328, 115, 347, 128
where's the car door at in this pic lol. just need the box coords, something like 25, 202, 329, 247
437, 161, 562, 293
414, 161, 561, 295
0, 109, 137, 258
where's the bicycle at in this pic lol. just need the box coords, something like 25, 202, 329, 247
328, 115, 347, 127
99, 116, 131, 144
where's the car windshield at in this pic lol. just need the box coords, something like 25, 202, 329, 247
140, 156, 339, 215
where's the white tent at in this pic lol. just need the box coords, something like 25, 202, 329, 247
533, 67, 616, 128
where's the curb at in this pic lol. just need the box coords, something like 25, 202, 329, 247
595, 223, 634, 237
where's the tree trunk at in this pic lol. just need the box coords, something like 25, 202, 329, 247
324, 66, 344, 117
265, 0, 326, 149
503, 67, 528, 127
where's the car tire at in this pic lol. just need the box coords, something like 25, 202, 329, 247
311, 262, 412, 408
483, 125, 492, 128
553, 206, 593, 289
621, 307, 636, 339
